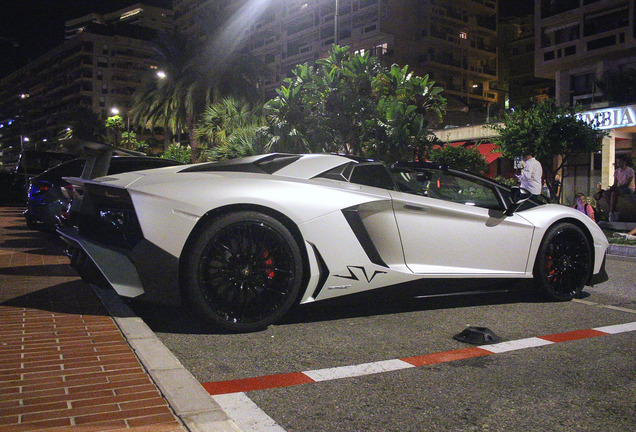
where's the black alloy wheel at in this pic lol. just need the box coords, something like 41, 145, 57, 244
183, 211, 303, 332
534, 222, 592, 301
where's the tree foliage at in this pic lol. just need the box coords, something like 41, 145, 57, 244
265, 45, 445, 162
56, 107, 106, 145
428, 144, 488, 174
195, 97, 269, 161
487, 100, 607, 197
130, 32, 264, 159
161, 142, 193, 164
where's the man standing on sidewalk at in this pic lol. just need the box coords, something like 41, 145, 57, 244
517, 154, 543, 197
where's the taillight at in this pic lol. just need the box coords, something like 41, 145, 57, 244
28, 181, 53, 199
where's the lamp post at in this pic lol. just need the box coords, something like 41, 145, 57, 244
109, 107, 121, 147
334, 0, 339, 45
17, 93, 30, 198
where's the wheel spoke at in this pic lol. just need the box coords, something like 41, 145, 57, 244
542, 227, 590, 298
197, 219, 297, 326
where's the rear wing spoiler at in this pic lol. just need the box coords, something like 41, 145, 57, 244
70, 140, 145, 180
62, 141, 146, 200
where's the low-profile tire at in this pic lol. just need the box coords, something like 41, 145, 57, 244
182, 211, 304, 332
533, 222, 592, 301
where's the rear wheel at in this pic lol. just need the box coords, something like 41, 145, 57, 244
533, 222, 591, 301
182, 211, 304, 332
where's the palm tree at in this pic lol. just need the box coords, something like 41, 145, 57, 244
130, 31, 266, 160
130, 32, 212, 157
196, 97, 269, 161
55, 106, 106, 152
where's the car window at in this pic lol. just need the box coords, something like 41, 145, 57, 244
36, 159, 85, 182
392, 167, 503, 210
348, 164, 396, 190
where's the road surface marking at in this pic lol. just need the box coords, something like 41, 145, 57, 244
202, 321, 636, 396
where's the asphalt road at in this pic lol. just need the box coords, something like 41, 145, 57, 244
130, 256, 636, 432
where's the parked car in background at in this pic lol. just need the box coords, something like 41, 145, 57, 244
24, 156, 182, 231
1, 150, 75, 203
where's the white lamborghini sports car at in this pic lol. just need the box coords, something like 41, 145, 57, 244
59, 153, 609, 332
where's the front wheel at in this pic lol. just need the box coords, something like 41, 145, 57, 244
182, 211, 304, 332
533, 222, 592, 301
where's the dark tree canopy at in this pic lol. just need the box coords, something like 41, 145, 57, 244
487, 100, 607, 198
265, 45, 446, 162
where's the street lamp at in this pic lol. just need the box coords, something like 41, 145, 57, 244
18, 93, 29, 152
110, 106, 130, 132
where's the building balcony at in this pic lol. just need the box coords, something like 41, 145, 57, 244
538, 26, 632, 73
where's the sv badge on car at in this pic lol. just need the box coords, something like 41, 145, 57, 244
335, 265, 388, 283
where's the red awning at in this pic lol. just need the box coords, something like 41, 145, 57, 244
434, 141, 502, 165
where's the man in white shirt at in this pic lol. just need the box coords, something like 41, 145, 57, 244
517, 154, 543, 196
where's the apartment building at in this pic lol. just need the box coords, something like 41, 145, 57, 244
0, 3, 172, 151
535, 0, 636, 199
174, 0, 500, 123
499, 13, 554, 108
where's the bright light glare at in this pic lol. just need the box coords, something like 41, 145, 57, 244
156, 71, 167, 79
111, 107, 120, 115
210, 0, 274, 62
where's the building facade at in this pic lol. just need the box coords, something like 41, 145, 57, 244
0, 3, 172, 153
535, 0, 636, 202
174, 0, 500, 124
499, 13, 554, 108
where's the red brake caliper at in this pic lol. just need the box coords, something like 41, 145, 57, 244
263, 250, 275, 279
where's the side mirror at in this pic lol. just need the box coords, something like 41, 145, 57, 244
505, 186, 532, 216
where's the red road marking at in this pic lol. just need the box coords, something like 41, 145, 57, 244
202, 372, 315, 395
539, 328, 606, 343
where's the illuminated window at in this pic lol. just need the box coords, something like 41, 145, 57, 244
459, 32, 467, 39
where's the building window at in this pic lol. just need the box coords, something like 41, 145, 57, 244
363, 24, 376, 33
541, 0, 579, 19
584, 7, 629, 37
587, 35, 616, 50
570, 72, 595, 95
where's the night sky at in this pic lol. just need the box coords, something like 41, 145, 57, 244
1, 0, 533, 79
0, 0, 169, 78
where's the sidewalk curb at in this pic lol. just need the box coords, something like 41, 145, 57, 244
91, 285, 242, 432
607, 244, 636, 258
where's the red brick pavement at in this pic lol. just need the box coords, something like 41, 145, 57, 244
0, 206, 187, 431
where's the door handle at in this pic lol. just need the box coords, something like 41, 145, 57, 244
403, 204, 428, 213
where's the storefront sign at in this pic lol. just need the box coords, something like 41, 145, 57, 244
576, 104, 636, 130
